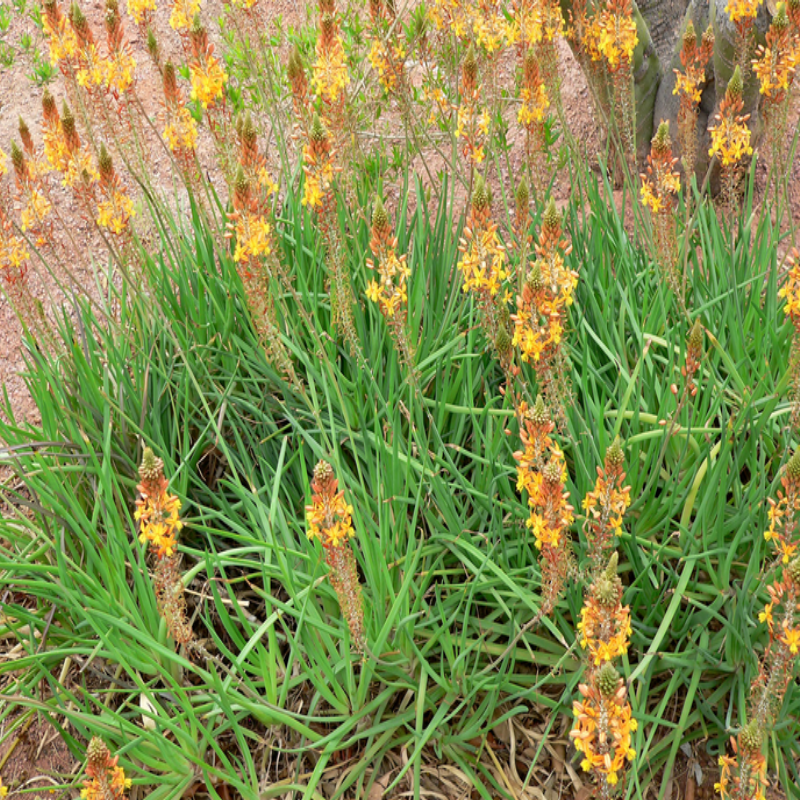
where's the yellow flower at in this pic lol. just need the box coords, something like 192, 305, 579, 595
708, 115, 753, 166
61, 150, 99, 188
189, 55, 227, 109
127, 0, 156, 24
725, 0, 762, 24
518, 84, 549, 125
758, 602, 774, 632
43, 13, 78, 65
597, 6, 638, 70
169, 0, 199, 31
97, 191, 135, 234
640, 182, 662, 212
164, 106, 198, 153
312, 34, 349, 103
780, 625, 800, 654
103, 49, 137, 94
779, 252, 800, 324
302, 172, 323, 209
232, 212, 272, 266
306, 464, 355, 548
21, 190, 52, 231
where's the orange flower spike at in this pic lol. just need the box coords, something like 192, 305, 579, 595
69, 2, 105, 89
57, 101, 98, 190
715, 721, 767, 800
134, 448, 183, 560
457, 176, 508, 297
577, 553, 633, 665
709, 67, 753, 168
596, 0, 638, 70
312, 0, 349, 104
674, 21, 714, 106
95, 144, 134, 234
454, 44, 489, 165
306, 460, 355, 549
306, 460, 365, 650
763, 449, 800, 561
513, 395, 554, 499
301, 113, 337, 210
103, 0, 136, 95
528, 448, 575, 615
365, 196, 410, 323
518, 48, 549, 126
778, 249, 800, 325
570, 662, 637, 789
81, 738, 131, 800
188, 17, 228, 110
10, 141, 31, 189
512, 198, 577, 367
582, 439, 631, 570
287, 46, 310, 123
753, 4, 797, 100
640, 121, 680, 214
514, 177, 530, 245
41, 0, 78, 66
162, 61, 199, 159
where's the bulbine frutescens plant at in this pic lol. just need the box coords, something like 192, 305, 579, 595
2, 0, 800, 795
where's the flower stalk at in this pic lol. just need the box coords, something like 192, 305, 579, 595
306, 460, 365, 651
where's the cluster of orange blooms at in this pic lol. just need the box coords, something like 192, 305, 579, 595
306, 460, 355, 549
708, 68, 753, 168
715, 720, 768, 800
640, 122, 680, 215
135, 449, 183, 560
366, 197, 410, 321
512, 397, 575, 615
673, 21, 715, 107
753, 2, 799, 101
134, 449, 195, 647
581, 439, 631, 568
428, 0, 516, 53
577, 556, 632, 666
313, 0, 350, 107
673, 21, 714, 179
162, 61, 199, 171
763, 445, 800, 565
511, 198, 577, 396
81, 738, 131, 800
571, 556, 636, 793
570, 439, 635, 796
228, 115, 277, 275
186, 19, 228, 111
301, 115, 337, 211
778, 244, 800, 426
457, 177, 509, 298
368, 0, 406, 93
306, 461, 365, 649
640, 122, 682, 292
455, 45, 490, 166
779, 247, 800, 322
